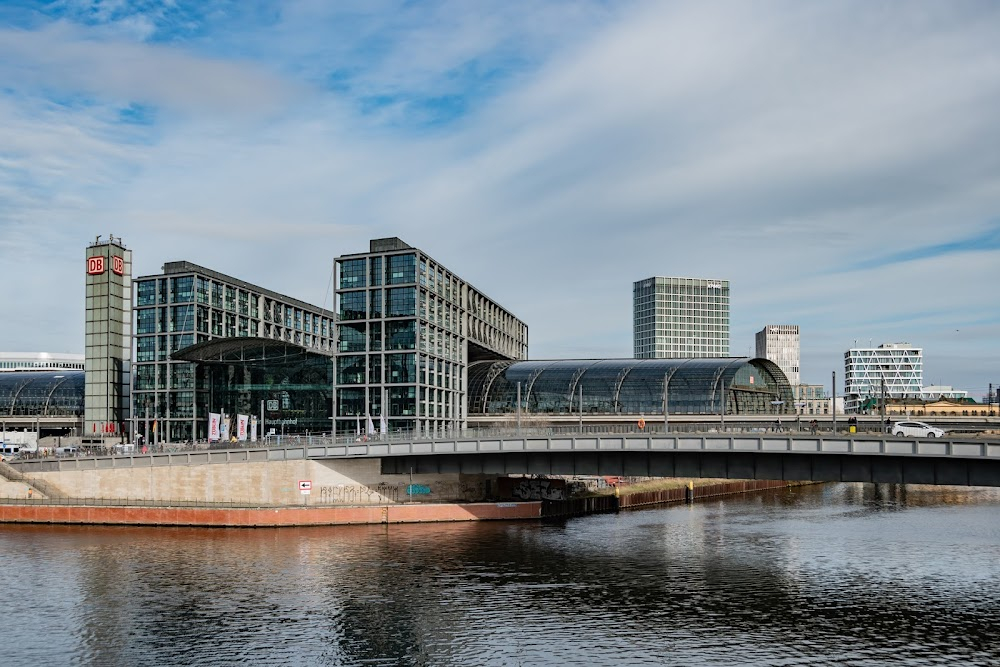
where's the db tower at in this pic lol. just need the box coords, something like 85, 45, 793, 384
84, 235, 132, 443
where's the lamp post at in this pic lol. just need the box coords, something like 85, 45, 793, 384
832, 371, 837, 433
663, 368, 678, 434
516, 381, 521, 435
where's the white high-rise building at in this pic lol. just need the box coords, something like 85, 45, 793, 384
633, 277, 730, 359
844, 342, 923, 413
755, 325, 800, 386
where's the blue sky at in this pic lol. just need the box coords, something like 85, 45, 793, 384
2, 0, 999, 397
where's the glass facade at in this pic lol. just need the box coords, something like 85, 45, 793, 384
634, 277, 730, 359
132, 261, 336, 442
467, 358, 793, 416
176, 341, 333, 436
0, 371, 85, 416
334, 238, 528, 436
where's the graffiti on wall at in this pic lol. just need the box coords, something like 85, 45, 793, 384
318, 482, 403, 504
500, 477, 566, 501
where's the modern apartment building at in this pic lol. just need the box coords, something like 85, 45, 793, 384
755, 325, 800, 386
844, 342, 923, 413
132, 261, 336, 443
634, 277, 730, 359
84, 235, 132, 441
334, 237, 528, 436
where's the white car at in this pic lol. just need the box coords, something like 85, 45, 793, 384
891, 421, 945, 438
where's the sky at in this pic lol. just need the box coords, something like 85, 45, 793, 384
1, 0, 999, 398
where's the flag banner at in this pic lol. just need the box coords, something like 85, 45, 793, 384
208, 413, 221, 441
237, 414, 249, 441
380, 413, 388, 436
355, 417, 360, 437
250, 416, 258, 442
220, 414, 230, 441
366, 416, 375, 435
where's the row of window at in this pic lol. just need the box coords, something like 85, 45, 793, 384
339, 254, 417, 290
338, 288, 417, 320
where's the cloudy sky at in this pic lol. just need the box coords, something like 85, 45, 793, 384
2, 0, 999, 397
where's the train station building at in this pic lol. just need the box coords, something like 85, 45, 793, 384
66, 236, 796, 444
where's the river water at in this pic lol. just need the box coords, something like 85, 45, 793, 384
3, 483, 999, 666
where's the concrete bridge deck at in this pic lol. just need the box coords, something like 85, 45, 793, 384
9, 431, 1000, 487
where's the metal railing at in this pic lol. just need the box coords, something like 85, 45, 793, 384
9, 422, 999, 464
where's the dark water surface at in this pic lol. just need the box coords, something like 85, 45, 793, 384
3, 483, 999, 666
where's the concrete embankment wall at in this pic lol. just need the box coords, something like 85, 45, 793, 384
542, 479, 804, 517
0, 501, 542, 527
11, 458, 493, 505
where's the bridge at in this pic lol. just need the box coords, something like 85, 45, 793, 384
11, 431, 1000, 487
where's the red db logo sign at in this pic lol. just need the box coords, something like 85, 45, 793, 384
111, 256, 124, 275
87, 256, 105, 275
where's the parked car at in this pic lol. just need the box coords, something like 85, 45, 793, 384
891, 421, 945, 438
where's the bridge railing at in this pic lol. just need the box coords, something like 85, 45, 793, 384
13, 421, 994, 463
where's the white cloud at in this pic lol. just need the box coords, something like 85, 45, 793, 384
1, 0, 999, 395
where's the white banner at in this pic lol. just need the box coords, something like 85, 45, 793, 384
208, 413, 221, 442
366, 416, 375, 435
380, 413, 388, 436
237, 414, 249, 441
250, 416, 258, 443
220, 414, 230, 442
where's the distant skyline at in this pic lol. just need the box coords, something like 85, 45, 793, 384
1, 1, 998, 397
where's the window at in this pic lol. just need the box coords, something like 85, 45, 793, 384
339, 323, 366, 352
338, 291, 366, 320
387, 254, 416, 285
137, 281, 156, 306
387, 288, 415, 318
387, 320, 415, 350
171, 276, 194, 303
137, 309, 156, 335
387, 353, 415, 383
337, 356, 365, 384
339, 258, 367, 289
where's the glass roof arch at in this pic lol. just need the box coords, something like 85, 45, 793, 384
467, 358, 794, 416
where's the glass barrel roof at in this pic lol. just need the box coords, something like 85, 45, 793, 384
0, 371, 85, 416
467, 358, 793, 416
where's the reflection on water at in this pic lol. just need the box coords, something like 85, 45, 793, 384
3, 483, 1000, 666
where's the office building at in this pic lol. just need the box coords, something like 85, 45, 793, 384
132, 262, 336, 443
844, 342, 923, 413
634, 277, 729, 359
333, 237, 528, 436
755, 325, 800, 386
84, 235, 132, 441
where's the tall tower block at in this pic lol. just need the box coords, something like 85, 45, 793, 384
84, 235, 132, 441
